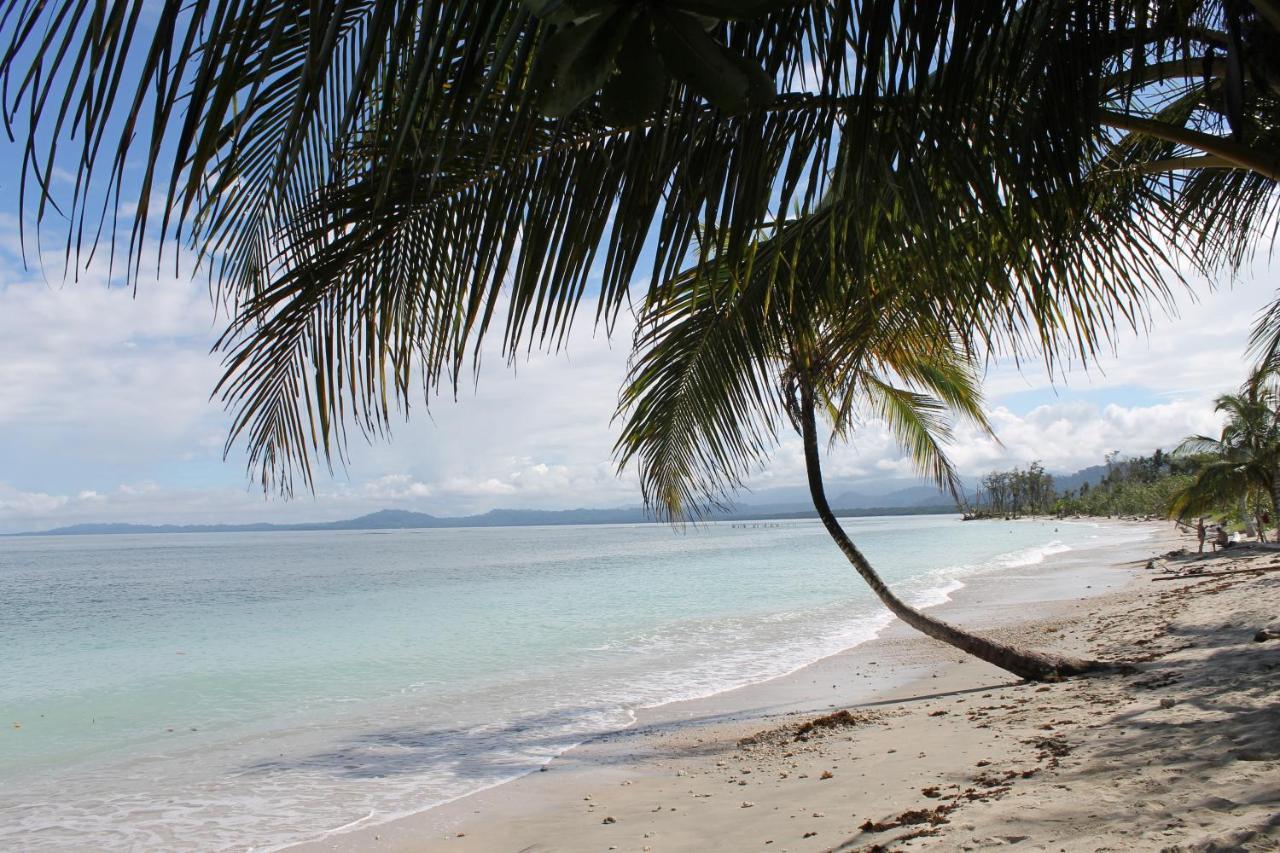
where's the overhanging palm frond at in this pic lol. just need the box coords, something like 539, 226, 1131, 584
1096, 2, 1280, 370
613, 261, 784, 522
0, 0, 1270, 494
859, 378, 962, 497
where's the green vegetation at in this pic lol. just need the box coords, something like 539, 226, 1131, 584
972, 368, 1280, 533
973, 462, 1058, 517
1169, 371, 1280, 540
970, 453, 1199, 519
1055, 452, 1202, 518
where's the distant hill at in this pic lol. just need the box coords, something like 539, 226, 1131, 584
831, 484, 952, 509
10, 502, 959, 537
1052, 464, 1109, 494
12, 508, 641, 536
14, 467, 1134, 538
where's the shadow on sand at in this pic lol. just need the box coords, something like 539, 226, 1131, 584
830, 571, 1280, 851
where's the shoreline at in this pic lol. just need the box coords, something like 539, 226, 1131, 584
291, 519, 1175, 852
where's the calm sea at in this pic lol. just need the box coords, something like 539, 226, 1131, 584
0, 514, 1147, 850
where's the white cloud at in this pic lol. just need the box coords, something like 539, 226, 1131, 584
721, 395, 1227, 498
0, 484, 70, 516
947, 398, 1224, 474
0, 261, 228, 473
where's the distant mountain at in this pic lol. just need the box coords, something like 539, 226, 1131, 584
10, 501, 959, 537
12, 507, 644, 536
28, 469, 1162, 538
735, 477, 966, 510
22, 521, 287, 536
831, 484, 953, 509
1053, 464, 1109, 494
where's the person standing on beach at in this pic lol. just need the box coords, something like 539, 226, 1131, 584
1197, 518, 1207, 553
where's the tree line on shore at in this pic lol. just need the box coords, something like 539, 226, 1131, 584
968, 451, 1202, 519
969, 365, 1280, 539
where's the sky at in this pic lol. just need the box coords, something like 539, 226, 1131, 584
0, 212, 1275, 533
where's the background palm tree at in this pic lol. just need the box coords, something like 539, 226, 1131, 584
1170, 372, 1280, 538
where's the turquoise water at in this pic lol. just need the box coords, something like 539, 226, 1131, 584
0, 515, 1145, 850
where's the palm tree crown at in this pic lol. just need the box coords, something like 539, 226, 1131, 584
1171, 372, 1280, 535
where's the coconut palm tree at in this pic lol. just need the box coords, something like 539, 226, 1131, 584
600, 45, 1217, 676
1171, 374, 1280, 538
613, 198, 1140, 680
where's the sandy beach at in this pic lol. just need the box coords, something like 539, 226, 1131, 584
288, 520, 1280, 852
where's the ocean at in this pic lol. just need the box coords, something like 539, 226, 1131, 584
0, 514, 1151, 850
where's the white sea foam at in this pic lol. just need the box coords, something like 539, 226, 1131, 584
903, 539, 1075, 611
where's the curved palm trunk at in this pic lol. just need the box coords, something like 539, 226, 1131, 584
1271, 481, 1280, 542
797, 383, 1107, 682
1241, 495, 1258, 539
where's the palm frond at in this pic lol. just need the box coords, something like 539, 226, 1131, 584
863, 332, 991, 436
1168, 459, 1250, 519
1249, 300, 1280, 377
613, 261, 783, 522
859, 378, 961, 498
1174, 434, 1228, 457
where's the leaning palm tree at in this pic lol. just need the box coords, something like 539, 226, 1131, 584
1170, 375, 1280, 538
783, 350, 1104, 679
615, 219, 1122, 681
607, 79, 1192, 677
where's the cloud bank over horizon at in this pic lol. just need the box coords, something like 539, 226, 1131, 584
0, 233, 1273, 533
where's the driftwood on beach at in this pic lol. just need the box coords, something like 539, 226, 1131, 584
1151, 564, 1280, 581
